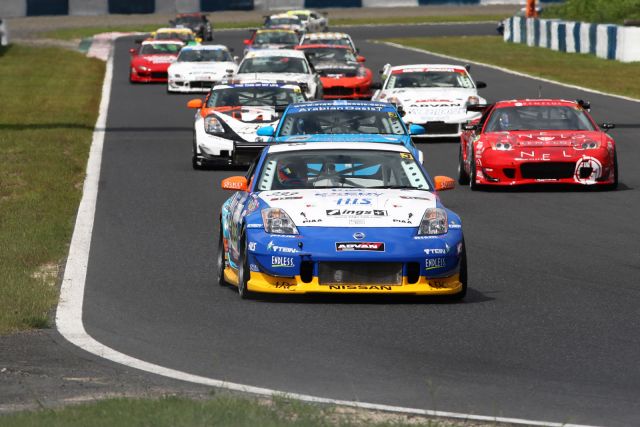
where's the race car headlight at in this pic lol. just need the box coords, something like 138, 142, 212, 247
262, 208, 299, 235
137, 65, 150, 72
493, 142, 513, 151
581, 141, 599, 149
204, 116, 224, 134
418, 208, 448, 236
356, 67, 367, 78
467, 96, 480, 106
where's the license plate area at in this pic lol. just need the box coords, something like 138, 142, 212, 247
318, 262, 403, 286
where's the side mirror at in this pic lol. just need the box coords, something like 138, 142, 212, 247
409, 124, 426, 135
129, 48, 137, 55
233, 55, 239, 63
475, 81, 487, 89
465, 64, 471, 71
356, 55, 366, 63
243, 39, 251, 45
434, 176, 455, 191
601, 123, 615, 132
257, 125, 275, 137
462, 123, 478, 131
221, 176, 248, 192
225, 68, 235, 76
396, 105, 406, 117
187, 99, 203, 109
370, 82, 382, 90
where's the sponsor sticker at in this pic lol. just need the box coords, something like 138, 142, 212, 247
335, 242, 385, 252
248, 242, 257, 251
267, 241, 298, 253
326, 209, 387, 217
425, 258, 446, 270
400, 153, 413, 159
271, 256, 294, 267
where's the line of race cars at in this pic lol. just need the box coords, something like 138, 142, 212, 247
127, 10, 619, 300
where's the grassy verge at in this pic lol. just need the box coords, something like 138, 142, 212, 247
0, 395, 460, 426
385, 36, 640, 100
542, 0, 640, 24
41, 14, 507, 40
0, 45, 104, 334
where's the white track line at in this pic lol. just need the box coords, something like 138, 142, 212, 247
55, 47, 600, 427
376, 40, 640, 104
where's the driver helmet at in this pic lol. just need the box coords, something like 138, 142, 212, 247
277, 161, 306, 186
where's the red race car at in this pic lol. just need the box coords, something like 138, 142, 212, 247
458, 99, 618, 189
129, 39, 184, 83
296, 44, 371, 100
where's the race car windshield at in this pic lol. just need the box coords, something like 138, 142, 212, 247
256, 149, 430, 190
278, 110, 406, 135
238, 57, 309, 74
267, 17, 300, 26
386, 71, 474, 89
156, 32, 194, 42
291, 13, 309, 21
302, 47, 357, 64
177, 49, 232, 62
254, 32, 298, 45
175, 16, 203, 26
484, 106, 596, 132
207, 87, 306, 108
303, 37, 351, 48
140, 43, 182, 54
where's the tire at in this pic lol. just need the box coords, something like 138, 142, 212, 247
605, 149, 618, 190
237, 231, 255, 300
192, 138, 202, 170
450, 242, 468, 301
458, 146, 470, 185
216, 226, 227, 287
469, 149, 478, 191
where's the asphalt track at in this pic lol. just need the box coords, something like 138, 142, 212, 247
81, 23, 640, 426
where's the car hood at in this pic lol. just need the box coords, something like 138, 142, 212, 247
483, 130, 605, 147
258, 188, 437, 228
276, 134, 407, 144
235, 72, 312, 83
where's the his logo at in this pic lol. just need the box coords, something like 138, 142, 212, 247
353, 232, 365, 240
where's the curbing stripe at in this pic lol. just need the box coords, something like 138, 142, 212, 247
56, 38, 603, 427
376, 40, 640, 104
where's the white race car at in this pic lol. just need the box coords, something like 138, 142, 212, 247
233, 49, 323, 100
299, 32, 357, 53
285, 9, 328, 33
187, 82, 306, 169
264, 13, 304, 33
372, 64, 488, 138
167, 45, 237, 93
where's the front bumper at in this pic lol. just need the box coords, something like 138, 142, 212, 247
321, 77, 372, 100
168, 78, 221, 93
130, 67, 168, 83
474, 147, 616, 186
226, 226, 464, 295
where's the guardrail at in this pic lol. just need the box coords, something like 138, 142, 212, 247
503, 15, 640, 63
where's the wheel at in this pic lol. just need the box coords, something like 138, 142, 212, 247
236, 231, 255, 300
457, 146, 470, 185
450, 241, 467, 301
216, 226, 227, 287
469, 148, 478, 191
605, 149, 618, 190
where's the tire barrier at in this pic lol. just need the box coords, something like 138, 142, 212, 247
503, 15, 640, 63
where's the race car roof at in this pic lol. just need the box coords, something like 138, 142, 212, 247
244, 49, 306, 59
286, 9, 312, 15
256, 28, 297, 34
285, 100, 398, 113
494, 99, 582, 108
269, 13, 300, 19
389, 64, 468, 73
141, 39, 185, 46
180, 44, 229, 51
155, 27, 195, 34
267, 141, 409, 154
213, 82, 302, 90
304, 32, 350, 39
296, 44, 350, 50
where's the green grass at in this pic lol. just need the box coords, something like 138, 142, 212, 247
40, 14, 508, 40
0, 395, 454, 426
543, 0, 640, 24
0, 45, 104, 334
386, 36, 640, 100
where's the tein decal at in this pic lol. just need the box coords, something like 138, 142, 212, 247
335, 242, 385, 252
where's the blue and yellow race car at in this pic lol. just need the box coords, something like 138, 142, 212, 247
217, 141, 467, 300
256, 100, 427, 163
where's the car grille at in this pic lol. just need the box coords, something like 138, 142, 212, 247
318, 262, 403, 286
190, 81, 216, 89
324, 87, 355, 96
318, 69, 357, 77
151, 72, 167, 79
423, 122, 459, 135
520, 162, 575, 179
